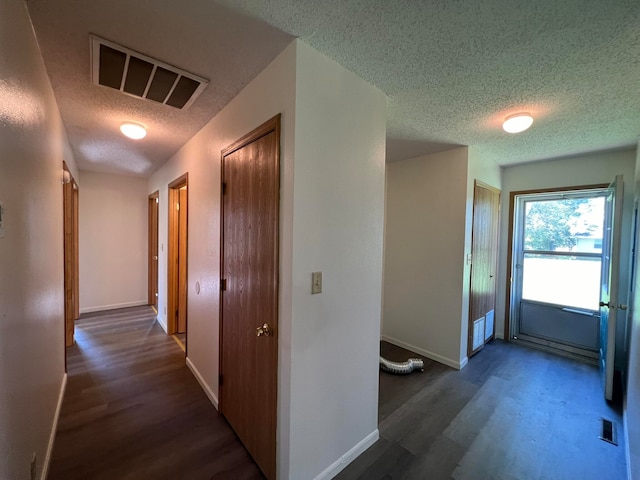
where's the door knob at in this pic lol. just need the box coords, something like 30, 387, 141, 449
256, 323, 272, 337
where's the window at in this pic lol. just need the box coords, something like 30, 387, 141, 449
519, 194, 606, 311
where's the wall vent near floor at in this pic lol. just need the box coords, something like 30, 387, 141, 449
600, 418, 617, 445
90, 35, 209, 109
472, 317, 485, 350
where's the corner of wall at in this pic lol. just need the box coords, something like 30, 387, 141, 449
155, 314, 167, 333
382, 335, 467, 370
311, 430, 379, 480
383, 147, 471, 370
186, 358, 219, 410
288, 40, 386, 479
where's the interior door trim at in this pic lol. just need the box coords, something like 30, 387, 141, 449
468, 180, 500, 357
148, 190, 159, 307
167, 173, 188, 336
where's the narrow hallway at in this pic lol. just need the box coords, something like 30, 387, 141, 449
48, 306, 263, 480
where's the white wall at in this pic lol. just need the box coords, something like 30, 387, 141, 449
79, 172, 147, 313
148, 39, 387, 480
496, 149, 636, 368
383, 147, 470, 368
148, 41, 297, 478
287, 41, 386, 480
0, 1, 78, 478
624, 141, 640, 480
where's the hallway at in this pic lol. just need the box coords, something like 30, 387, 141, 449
48, 306, 263, 480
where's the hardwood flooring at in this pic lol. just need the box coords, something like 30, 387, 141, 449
337, 341, 627, 480
48, 306, 263, 480
50, 309, 626, 479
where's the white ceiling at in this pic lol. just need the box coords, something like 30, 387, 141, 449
28, 0, 640, 176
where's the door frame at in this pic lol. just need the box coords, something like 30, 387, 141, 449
167, 174, 188, 336
219, 114, 280, 480
148, 191, 159, 308
467, 180, 500, 357
504, 183, 608, 340
601, 175, 624, 400
62, 161, 79, 352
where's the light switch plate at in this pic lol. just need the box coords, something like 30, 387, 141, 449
311, 272, 322, 294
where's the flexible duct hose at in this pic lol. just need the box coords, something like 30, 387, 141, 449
379, 356, 424, 375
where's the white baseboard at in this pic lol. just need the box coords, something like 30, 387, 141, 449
313, 429, 379, 480
41, 373, 67, 480
186, 357, 219, 410
381, 335, 466, 370
459, 356, 469, 369
156, 314, 167, 333
79, 300, 147, 314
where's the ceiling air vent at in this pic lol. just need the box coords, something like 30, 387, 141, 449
90, 35, 208, 110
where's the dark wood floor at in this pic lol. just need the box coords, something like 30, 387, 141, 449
50, 310, 626, 479
336, 340, 627, 480
48, 306, 263, 480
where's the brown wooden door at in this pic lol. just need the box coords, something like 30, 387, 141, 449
220, 115, 280, 480
63, 162, 79, 349
148, 192, 159, 308
468, 181, 500, 357
73, 186, 79, 321
167, 174, 188, 336
177, 188, 188, 333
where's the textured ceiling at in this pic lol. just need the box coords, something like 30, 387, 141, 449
27, 0, 640, 176
27, 0, 293, 176
216, 0, 640, 164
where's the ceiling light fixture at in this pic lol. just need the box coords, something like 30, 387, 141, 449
502, 113, 533, 134
120, 122, 147, 140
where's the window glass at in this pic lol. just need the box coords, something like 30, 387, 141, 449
522, 254, 601, 310
524, 197, 605, 253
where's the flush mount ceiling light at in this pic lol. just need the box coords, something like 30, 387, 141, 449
120, 122, 147, 139
503, 113, 533, 134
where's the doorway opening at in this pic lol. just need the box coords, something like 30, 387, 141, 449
148, 191, 159, 312
507, 185, 612, 364
63, 161, 79, 360
167, 174, 188, 352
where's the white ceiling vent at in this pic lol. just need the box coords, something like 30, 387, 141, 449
90, 35, 209, 109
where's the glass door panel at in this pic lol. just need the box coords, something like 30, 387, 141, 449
522, 254, 602, 310
513, 190, 609, 359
